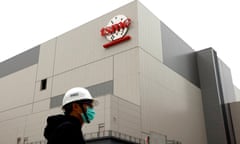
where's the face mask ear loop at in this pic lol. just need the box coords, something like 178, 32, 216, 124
80, 104, 90, 123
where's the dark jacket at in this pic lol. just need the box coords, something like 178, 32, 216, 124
44, 114, 85, 144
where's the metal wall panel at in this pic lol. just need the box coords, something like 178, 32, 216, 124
137, 2, 163, 61
87, 81, 113, 98
107, 95, 141, 139
0, 65, 37, 111
0, 104, 32, 122
218, 59, 236, 103
24, 111, 49, 142
161, 22, 199, 87
54, 1, 138, 75
230, 102, 240, 144
50, 80, 114, 109
33, 99, 50, 113
0, 45, 39, 78
117, 97, 141, 138
52, 57, 113, 97
50, 94, 64, 109
218, 59, 237, 143
197, 48, 232, 144
0, 117, 27, 144
114, 48, 140, 105
37, 39, 56, 81
140, 49, 207, 144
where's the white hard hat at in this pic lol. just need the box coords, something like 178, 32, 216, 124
62, 87, 93, 107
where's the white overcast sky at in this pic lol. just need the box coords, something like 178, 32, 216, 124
0, 0, 240, 89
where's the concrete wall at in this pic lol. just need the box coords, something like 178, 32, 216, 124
139, 49, 207, 144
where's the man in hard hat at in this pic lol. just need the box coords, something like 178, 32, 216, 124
44, 87, 96, 144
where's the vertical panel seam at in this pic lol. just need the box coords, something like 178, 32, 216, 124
50, 37, 58, 101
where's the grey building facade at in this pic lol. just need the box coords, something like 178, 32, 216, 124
0, 1, 239, 144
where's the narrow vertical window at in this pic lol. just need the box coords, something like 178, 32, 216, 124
17, 137, 21, 144
40, 79, 47, 91
23, 137, 28, 144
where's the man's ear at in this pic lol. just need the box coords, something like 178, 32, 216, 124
72, 103, 80, 111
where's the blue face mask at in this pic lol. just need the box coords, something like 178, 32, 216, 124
81, 107, 96, 123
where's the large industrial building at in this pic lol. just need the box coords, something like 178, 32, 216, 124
0, 1, 239, 144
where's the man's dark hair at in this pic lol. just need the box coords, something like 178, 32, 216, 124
62, 103, 73, 115
62, 100, 93, 115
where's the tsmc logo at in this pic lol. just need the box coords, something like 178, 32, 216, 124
100, 15, 131, 48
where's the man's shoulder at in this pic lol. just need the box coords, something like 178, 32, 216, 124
46, 114, 66, 123
44, 114, 67, 140
56, 115, 81, 130
57, 121, 74, 129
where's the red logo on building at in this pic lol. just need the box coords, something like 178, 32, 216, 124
100, 15, 131, 48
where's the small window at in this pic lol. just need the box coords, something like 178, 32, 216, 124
17, 137, 21, 144
40, 79, 47, 91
